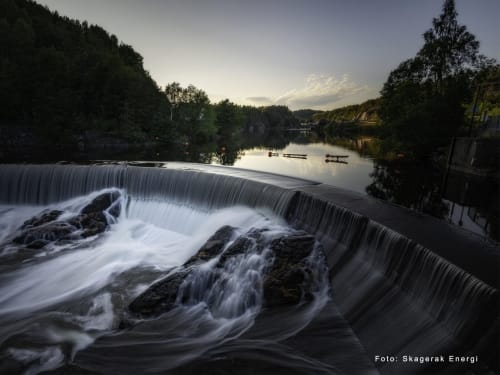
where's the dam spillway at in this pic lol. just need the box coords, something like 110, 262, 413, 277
0, 162, 498, 374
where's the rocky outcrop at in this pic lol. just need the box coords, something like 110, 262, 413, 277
184, 225, 235, 267
81, 190, 121, 218
12, 190, 121, 249
129, 226, 236, 319
13, 222, 75, 249
264, 234, 316, 307
21, 210, 63, 229
127, 226, 319, 320
128, 269, 191, 319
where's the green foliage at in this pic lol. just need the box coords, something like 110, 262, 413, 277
214, 99, 244, 140
165, 83, 215, 143
379, 0, 495, 156
471, 64, 500, 118
240, 105, 298, 136
292, 109, 322, 122
0, 0, 307, 149
313, 98, 381, 124
0, 0, 173, 143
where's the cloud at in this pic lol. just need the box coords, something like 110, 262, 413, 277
245, 96, 274, 106
275, 74, 369, 110
245, 74, 369, 110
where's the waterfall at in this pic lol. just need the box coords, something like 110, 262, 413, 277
0, 164, 296, 215
287, 191, 499, 373
0, 163, 498, 374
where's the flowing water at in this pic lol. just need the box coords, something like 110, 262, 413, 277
0, 164, 497, 375
0, 166, 339, 374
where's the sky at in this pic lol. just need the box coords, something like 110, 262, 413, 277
36, 0, 499, 110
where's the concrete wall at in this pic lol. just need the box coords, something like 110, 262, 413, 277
450, 137, 499, 177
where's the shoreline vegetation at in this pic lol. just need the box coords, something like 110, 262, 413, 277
1, 0, 498, 164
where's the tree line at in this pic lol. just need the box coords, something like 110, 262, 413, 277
378, 0, 498, 157
2, 0, 497, 160
309, 0, 498, 159
0, 0, 298, 148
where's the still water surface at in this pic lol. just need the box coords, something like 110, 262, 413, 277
218, 140, 496, 242
232, 142, 374, 194
2, 137, 497, 241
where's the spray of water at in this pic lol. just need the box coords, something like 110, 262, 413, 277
0, 189, 329, 374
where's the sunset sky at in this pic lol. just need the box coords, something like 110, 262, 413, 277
36, 0, 499, 110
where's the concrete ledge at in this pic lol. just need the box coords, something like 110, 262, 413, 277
140, 162, 499, 288
294, 184, 499, 288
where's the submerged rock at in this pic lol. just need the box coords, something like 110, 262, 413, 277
217, 236, 255, 266
263, 234, 316, 307
21, 210, 63, 229
68, 212, 108, 238
81, 190, 121, 218
13, 222, 76, 246
12, 190, 121, 249
128, 269, 191, 319
128, 226, 236, 319
126, 226, 320, 321
184, 225, 235, 267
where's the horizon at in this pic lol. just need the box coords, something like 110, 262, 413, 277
35, 0, 499, 111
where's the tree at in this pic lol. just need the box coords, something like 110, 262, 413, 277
165, 83, 216, 142
418, 0, 485, 88
379, 0, 494, 156
214, 99, 244, 140
0, 0, 174, 145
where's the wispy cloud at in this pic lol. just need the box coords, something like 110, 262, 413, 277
246, 74, 369, 110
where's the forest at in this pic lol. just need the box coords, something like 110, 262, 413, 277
1, 0, 498, 162
0, 0, 298, 150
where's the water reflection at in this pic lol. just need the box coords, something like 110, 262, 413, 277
232, 142, 374, 193
366, 159, 449, 219
1, 133, 497, 241
442, 171, 499, 240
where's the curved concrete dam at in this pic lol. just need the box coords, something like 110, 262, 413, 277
0, 163, 498, 374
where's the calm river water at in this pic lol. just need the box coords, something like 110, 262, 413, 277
232, 142, 374, 194
2, 136, 497, 241
220, 141, 496, 242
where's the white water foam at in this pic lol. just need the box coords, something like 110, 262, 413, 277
0, 189, 327, 374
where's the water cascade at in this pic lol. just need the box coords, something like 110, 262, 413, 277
0, 163, 497, 374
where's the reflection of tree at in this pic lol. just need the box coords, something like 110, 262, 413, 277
366, 159, 449, 218
320, 135, 381, 159
214, 147, 244, 165
180, 137, 254, 166
240, 133, 292, 150
444, 172, 499, 240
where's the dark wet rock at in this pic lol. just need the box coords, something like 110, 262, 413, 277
217, 236, 255, 266
68, 212, 107, 238
126, 227, 320, 321
81, 190, 121, 218
21, 210, 63, 229
263, 234, 316, 307
127, 226, 237, 319
68, 190, 121, 236
217, 228, 267, 266
270, 233, 315, 263
184, 225, 235, 267
25, 239, 51, 249
12, 190, 122, 249
128, 269, 190, 318
13, 222, 76, 247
